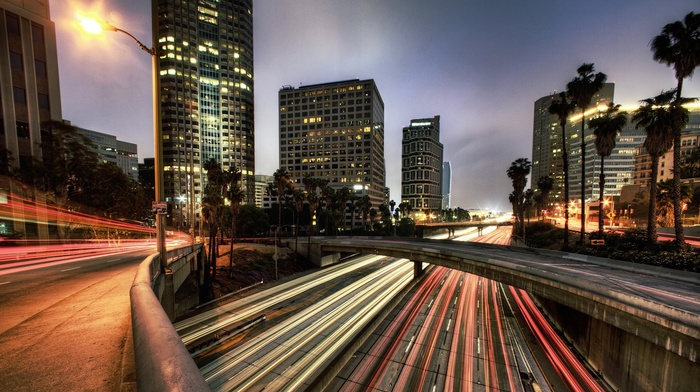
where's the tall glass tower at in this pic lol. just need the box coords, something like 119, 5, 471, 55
156, 0, 254, 228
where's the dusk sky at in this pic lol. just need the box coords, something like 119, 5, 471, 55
50, 1, 699, 212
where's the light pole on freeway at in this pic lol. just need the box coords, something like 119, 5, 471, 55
79, 12, 167, 271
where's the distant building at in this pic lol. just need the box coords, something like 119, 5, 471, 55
0, 1, 62, 173
632, 107, 700, 186
532, 84, 647, 204
254, 174, 273, 208
72, 124, 139, 179
401, 116, 444, 219
156, 0, 255, 228
117, 140, 138, 180
442, 161, 451, 209
278, 79, 386, 228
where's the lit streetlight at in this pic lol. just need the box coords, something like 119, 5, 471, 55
79, 13, 167, 269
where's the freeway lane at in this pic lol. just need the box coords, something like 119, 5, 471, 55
0, 248, 151, 392
320, 237, 700, 340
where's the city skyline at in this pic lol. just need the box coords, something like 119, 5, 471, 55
50, 0, 700, 211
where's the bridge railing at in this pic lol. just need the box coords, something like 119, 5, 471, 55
130, 244, 209, 392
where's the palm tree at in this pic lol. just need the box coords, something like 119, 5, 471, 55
651, 11, 700, 246
631, 90, 693, 244
589, 102, 627, 233
506, 158, 532, 237
227, 171, 244, 279
336, 186, 352, 233
566, 63, 607, 243
292, 188, 305, 234
348, 195, 359, 234
398, 201, 412, 219
273, 168, 291, 241
535, 176, 554, 220
358, 195, 372, 232
548, 92, 576, 249
321, 186, 336, 235
202, 158, 226, 282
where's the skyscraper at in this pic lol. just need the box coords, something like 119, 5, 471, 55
531, 84, 642, 205
156, 0, 254, 226
278, 79, 386, 218
0, 0, 62, 238
0, 0, 62, 174
442, 161, 451, 209
401, 116, 444, 219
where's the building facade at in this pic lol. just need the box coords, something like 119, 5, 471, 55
156, 0, 255, 227
0, 0, 62, 174
401, 116, 444, 218
531, 84, 646, 205
278, 79, 386, 216
633, 106, 700, 186
116, 140, 139, 180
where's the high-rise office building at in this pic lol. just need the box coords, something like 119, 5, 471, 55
0, 0, 62, 173
442, 161, 451, 209
278, 79, 386, 218
156, 0, 254, 226
401, 116, 444, 218
0, 1, 62, 238
531, 84, 644, 204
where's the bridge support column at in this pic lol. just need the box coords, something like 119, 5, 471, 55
413, 260, 423, 278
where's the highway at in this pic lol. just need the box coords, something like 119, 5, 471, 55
0, 243, 153, 391
181, 226, 608, 391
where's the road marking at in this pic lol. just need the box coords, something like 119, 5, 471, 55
61, 266, 81, 272
0, 281, 10, 286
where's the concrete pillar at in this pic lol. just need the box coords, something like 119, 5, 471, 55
413, 260, 423, 278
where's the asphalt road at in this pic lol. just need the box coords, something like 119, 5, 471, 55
0, 248, 151, 392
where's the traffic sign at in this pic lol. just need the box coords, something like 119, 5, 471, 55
152, 202, 167, 215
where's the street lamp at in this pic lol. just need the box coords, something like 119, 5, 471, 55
79, 13, 167, 270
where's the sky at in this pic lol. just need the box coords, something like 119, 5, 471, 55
49, 0, 700, 212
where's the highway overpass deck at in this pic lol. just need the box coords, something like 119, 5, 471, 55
315, 237, 700, 363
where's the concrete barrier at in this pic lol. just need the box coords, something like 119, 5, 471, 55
130, 252, 209, 392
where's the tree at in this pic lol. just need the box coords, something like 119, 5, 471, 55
506, 158, 532, 237
357, 195, 372, 232
651, 11, 700, 247
566, 63, 607, 243
398, 202, 412, 219
589, 102, 627, 233
336, 186, 352, 233
535, 176, 554, 220
226, 167, 244, 278
631, 90, 692, 244
656, 180, 692, 228
321, 186, 336, 235
202, 158, 226, 282
548, 92, 576, 250
235, 205, 269, 238
348, 195, 359, 234
273, 168, 292, 240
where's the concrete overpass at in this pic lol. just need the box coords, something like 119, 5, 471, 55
297, 237, 699, 392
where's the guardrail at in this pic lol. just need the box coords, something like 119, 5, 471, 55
130, 245, 209, 392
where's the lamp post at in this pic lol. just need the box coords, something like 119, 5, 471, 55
79, 14, 167, 270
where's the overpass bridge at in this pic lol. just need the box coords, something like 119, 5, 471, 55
131, 237, 699, 392
300, 237, 699, 392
